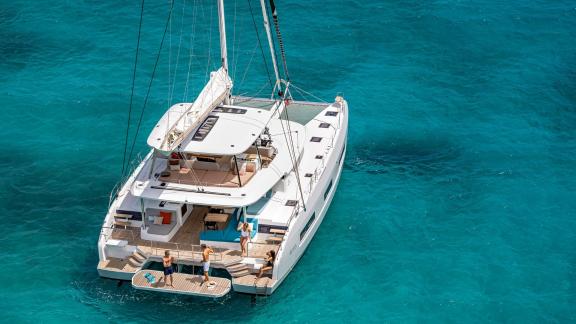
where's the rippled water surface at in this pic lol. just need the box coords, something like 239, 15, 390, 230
0, 0, 575, 322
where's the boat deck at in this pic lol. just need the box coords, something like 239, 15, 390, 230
109, 207, 279, 266
158, 168, 255, 188
132, 270, 231, 297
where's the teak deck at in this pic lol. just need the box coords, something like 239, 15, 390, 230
132, 270, 231, 297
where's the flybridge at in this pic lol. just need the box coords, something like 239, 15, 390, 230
147, 98, 282, 156
178, 101, 281, 156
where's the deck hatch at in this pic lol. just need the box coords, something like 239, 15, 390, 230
213, 107, 247, 114
310, 137, 322, 143
285, 200, 298, 206
191, 116, 219, 141
325, 111, 338, 117
315, 155, 323, 159
319, 122, 330, 128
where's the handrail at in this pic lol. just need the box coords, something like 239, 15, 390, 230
102, 226, 223, 262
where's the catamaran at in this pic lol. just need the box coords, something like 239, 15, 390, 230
97, 0, 348, 296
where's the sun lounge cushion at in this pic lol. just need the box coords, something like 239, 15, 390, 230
160, 211, 171, 224
144, 209, 177, 236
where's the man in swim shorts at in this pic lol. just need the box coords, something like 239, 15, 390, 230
201, 244, 214, 285
162, 250, 175, 287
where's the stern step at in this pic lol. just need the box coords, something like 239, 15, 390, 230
226, 263, 250, 272
128, 257, 144, 267
131, 252, 147, 263
266, 237, 283, 243
229, 269, 252, 278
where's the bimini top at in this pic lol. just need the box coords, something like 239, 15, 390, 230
178, 101, 281, 155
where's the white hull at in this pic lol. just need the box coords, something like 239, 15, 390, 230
264, 103, 348, 294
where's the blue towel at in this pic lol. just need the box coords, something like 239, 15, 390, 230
144, 272, 156, 284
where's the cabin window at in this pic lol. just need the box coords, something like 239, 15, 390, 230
300, 213, 316, 241
324, 180, 333, 200
180, 204, 188, 216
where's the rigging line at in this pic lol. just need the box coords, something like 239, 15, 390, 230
121, 0, 146, 177
183, 0, 198, 101
236, 42, 259, 93
122, 0, 147, 177
290, 83, 327, 103
280, 89, 307, 210
276, 98, 306, 210
233, 81, 270, 102
204, 1, 214, 83
126, 0, 175, 167
247, 0, 274, 91
291, 85, 310, 102
168, 0, 172, 113
231, 0, 238, 83
263, 0, 282, 92
269, 0, 290, 81
168, 0, 186, 106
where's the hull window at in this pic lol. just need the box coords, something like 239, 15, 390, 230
324, 180, 333, 200
337, 143, 346, 165
300, 213, 316, 241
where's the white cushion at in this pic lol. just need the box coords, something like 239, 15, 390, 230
153, 216, 163, 225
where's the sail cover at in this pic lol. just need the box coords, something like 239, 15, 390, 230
147, 67, 232, 155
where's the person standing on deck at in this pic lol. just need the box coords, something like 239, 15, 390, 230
240, 222, 251, 257
162, 250, 175, 287
201, 244, 214, 285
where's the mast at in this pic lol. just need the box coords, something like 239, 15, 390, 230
217, 0, 230, 104
259, 0, 281, 92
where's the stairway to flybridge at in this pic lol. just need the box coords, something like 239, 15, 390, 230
132, 270, 231, 297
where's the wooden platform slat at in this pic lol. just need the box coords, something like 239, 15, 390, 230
132, 270, 231, 297
114, 220, 130, 227
226, 263, 250, 272
229, 269, 251, 277
232, 274, 275, 288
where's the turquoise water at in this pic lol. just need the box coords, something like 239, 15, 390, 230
1, 0, 575, 322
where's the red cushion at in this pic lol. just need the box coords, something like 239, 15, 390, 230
160, 211, 171, 224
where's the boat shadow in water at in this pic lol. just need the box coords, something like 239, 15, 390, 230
345, 133, 464, 177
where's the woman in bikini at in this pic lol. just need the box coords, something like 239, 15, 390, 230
162, 250, 175, 287
257, 250, 275, 279
240, 222, 251, 257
